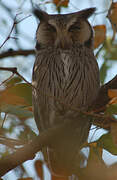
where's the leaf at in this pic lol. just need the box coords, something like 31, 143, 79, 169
96, 133, 117, 155
108, 50, 117, 60
99, 61, 110, 84
105, 104, 117, 115
108, 89, 117, 99
0, 83, 32, 107
107, 2, 117, 40
0, 104, 33, 118
35, 160, 44, 179
6, 76, 22, 87
103, 37, 117, 60
108, 89, 117, 105
53, 0, 69, 7
93, 25, 106, 49
0, 93, 26, 107
25, 106, 33, 112
109, 97, 117, 105
111, 123, 117, 146
84, 142, 106, 180
107, 2, 117, 25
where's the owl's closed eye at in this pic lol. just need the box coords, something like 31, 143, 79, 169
34, 8, 95, 49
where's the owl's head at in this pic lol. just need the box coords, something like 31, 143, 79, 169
34, 8, 96, 50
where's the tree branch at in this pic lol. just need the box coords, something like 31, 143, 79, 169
0, 11, 32, 49
0, 49, 35, 59
0, 119, 78, 177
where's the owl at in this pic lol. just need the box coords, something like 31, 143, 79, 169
32, 8, 100, 178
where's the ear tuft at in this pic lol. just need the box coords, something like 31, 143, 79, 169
33, 8, 48, 21
78, 8, 96, 19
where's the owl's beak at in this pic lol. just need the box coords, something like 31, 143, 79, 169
55, 32, 71, 49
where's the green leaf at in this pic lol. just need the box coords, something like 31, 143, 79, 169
105, 104, 117, 115
100, 61, 110, 84
10, 83, 32, 105
6, 76, 22, 87
108, 50, 117, 60
105, 43, 117, 60
96, 133, 117, 155
0, 83, 32, 106
1, 104, 33, 118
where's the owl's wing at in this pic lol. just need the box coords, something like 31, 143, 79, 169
32, 67, 49, 132
32, 51, 56, 131
32, 48, 100, 131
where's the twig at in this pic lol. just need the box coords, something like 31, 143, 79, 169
15, 71, 32, 86
0, 14, 17, 48
0, 67, 30, 84
0, 73, 14, 87
0, 49, 35, 59
0, 136, 26, 148
1, 113, 7, 129
0, 13, 32, 48
17, 14, 32, 24
0, 67, 17, 73
95, 44, 104, 58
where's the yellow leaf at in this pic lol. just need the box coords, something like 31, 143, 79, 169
108, 89, 117, 98
0, 83, 32, 107
53, 0, 69, 7
107, 2, 117, 26
109, 97, 117, 105
25, 106, 33, 112
35, 160, 44, 179
0, 90, 27, 106
93, 25, 106, 49
108, 89, 117, 105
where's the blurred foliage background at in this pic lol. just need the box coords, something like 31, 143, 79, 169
0, 0, 117, 179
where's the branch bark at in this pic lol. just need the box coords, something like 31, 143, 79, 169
0, 119, 79, 177
0, 49, 35, 59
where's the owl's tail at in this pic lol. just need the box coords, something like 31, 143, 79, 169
43, 114, 91, 177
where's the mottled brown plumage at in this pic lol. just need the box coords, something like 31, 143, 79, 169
32, 8, 100, 177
